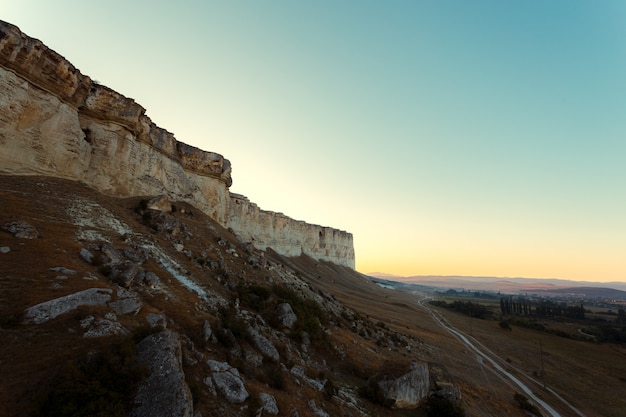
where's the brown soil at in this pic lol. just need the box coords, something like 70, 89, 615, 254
1, 175, 623, 416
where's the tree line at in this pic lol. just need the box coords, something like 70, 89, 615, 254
500, 297, 585, 320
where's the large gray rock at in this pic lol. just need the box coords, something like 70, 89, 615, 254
206, 360, 248, 404
378, 361, 429, 408
131, 330, 193, 417
276, 303, 297, 329
23, 288, 113, 324
248, 326, 279, 361
259, 393, 279, 415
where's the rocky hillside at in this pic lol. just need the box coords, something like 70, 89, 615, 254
0, 175, 465, 417
0, 20, 543, 417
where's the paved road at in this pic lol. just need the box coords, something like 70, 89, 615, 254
416, 295, 587, 417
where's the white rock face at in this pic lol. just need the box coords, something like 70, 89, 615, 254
0, 20, 355, 269
378, 361, 430, 409
229, 194, 355, 268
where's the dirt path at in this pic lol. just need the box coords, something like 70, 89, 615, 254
416, 295, 587, 417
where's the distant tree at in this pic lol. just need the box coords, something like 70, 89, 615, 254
499, 320, 512, 331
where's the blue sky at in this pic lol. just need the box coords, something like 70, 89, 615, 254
4, 1, 626, 281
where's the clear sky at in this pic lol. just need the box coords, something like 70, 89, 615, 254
4, 1, 626, 282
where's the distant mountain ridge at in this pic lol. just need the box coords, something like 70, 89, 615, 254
367, 273, 626, 294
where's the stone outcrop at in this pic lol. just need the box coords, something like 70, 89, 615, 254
131, 330, 194, 417
0, 20, 355, 269
23, 287, 113, 324
205, 360, 249, 404
378, 361, 429, 409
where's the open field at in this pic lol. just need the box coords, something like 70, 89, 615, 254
428, 295, 626, 417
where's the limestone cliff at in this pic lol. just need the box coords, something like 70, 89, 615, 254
0, 20, 354, 268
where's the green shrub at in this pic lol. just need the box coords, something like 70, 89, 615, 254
271, 285, 328, 341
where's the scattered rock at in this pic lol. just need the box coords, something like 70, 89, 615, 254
131, 330, 193, 417
49, 267, 77, 275
109, 261, 141, 288
80, 315, 95, 328
248, 326, 279, 361
243, 349, 263, 368
2, 221, 39, 239
122, 247, 148, 264
109, 287, 142, 315
146, 313, 167, 329
308, 400, 330, 417
258, 393, 279, 415
291, 365, 324, 391
143, 271, 161, 288
378, 361, 429, 408
83, 317, 129, 338
0, 246, 10, 253
206, 360, 248, 404
100, 243, 123, 264
276, 303, 297, 329
23, 288, 113, 324
80, 247, 94, 263
202, 320, 212, 342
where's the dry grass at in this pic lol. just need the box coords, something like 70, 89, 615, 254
2, 175, 624, 417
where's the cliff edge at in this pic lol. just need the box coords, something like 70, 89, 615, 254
0, 20, 354, 268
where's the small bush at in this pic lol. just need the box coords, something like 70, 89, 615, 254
359, 378, 394, 407
514, 393, 540, 415
259, 363, 286, 390
271, 285, 328, 341
426, 396, 465, 417
499, 320, 512, 330
237, 282, 271, 311
38, 337, 147, 417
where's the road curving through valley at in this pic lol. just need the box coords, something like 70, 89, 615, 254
416, 295, 587, 417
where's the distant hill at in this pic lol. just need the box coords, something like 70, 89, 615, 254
532, 286, 626, 300
366, 273, 626, 295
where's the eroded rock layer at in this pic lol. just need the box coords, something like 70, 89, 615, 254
0, 20, 354, 268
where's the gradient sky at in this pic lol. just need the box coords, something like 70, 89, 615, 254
4, 1, 626, 281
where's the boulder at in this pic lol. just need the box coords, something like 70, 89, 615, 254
23, 288, 113, 324
79, 248, 94, 263
378, 361, 429, 408
131, 330, 193, 417
276, 303, 297, 329
248, 326, 279, 361
206, 360, 248, 404
259, 393, 279, 415
202, 320, 212, 342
